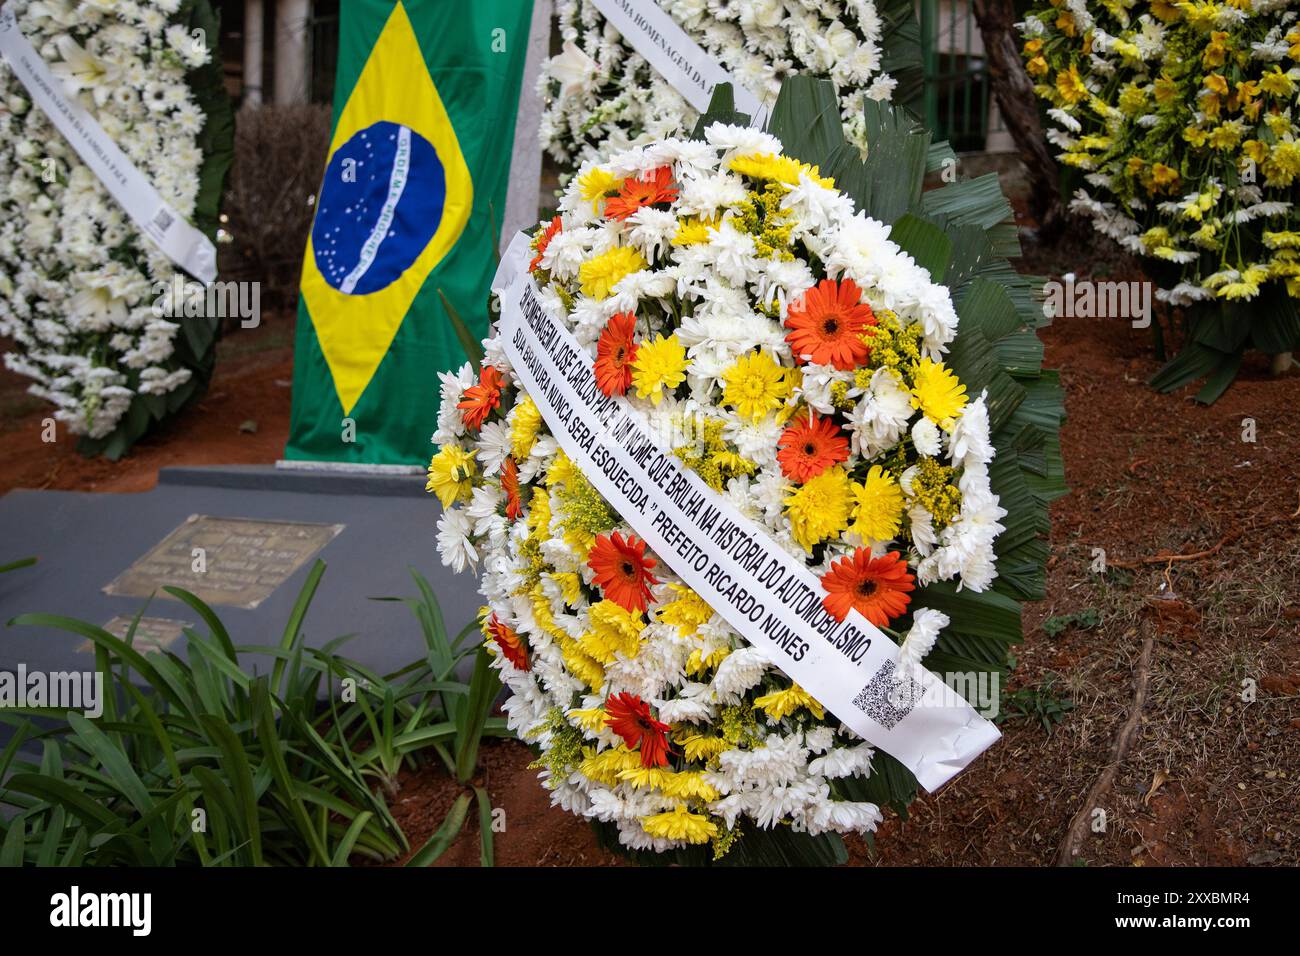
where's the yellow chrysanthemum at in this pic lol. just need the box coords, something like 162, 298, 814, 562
426, 445, 476, 507
567, 707, 607, 733
559, 637, 605, 689
729, 152, 834, 187
630, 333, 688, 405
1264, 140, 1300, 187
510, 395, 543, 461
851, 465, 905, 543
910, 358, 968, 428
578, 245, 646, 299
677, 733, 729, 762
579, 746, 641, 787
639, 805, 719, 844
753, 683, 825, 721
784, 465, 851, 552
527, 487, 552, 537
657, 771, 721, 802
722, 349, 788, 421
577, 166, 623, 212
578, 600, 644, 664
550, 570, 583, 605
1260, 67, 1294, 96
686, 644, 730, 675
545, 447, 578, 487
1055, 64, 1087, 104
672, 216, 717, 246
657, 583, 714, 637
618, 766, 674, 790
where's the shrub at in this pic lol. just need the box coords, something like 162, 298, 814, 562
219, 104, 332, 315
0, 563, 506, 867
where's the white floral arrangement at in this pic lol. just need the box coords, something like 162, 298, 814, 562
428, 124, 1013, 860
0, 0, 226, 446
540, 0, 907, 172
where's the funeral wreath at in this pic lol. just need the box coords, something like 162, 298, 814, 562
0, 0, 233, 456
430, 80, 1065, 865
1023, 0, 1300, 400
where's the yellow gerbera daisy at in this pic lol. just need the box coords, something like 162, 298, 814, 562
631, 333, 688, 405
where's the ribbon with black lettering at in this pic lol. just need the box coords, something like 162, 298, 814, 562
492, 234, 1000, 792
589, 0, 768, 125
0, 6, 217, 282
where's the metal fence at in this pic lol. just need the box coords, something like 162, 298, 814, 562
308, 2, 339, 106
919, 0, 1006, 152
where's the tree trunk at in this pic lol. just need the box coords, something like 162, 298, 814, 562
971, 0, 1065, 238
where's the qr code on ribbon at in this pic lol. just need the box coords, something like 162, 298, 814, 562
852, 660, 924, 730
152, 207, 174, 232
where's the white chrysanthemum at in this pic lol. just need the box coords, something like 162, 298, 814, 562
847, 367, 913, 456
539, 1, 895, 171
436, 507, 478, 573
0, 0, 217, 438
898, 608, 950, 673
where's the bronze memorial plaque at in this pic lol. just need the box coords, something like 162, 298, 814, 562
79, 616, 190, 656
104, 515, 345, 609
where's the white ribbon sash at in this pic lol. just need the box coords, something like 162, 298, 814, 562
589, 0, 768, 126
0, 6, 218, 283
493, 234, 999, 792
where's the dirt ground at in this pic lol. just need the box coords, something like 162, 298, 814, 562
0, 320, 295, 494
2, 231, 1296, 867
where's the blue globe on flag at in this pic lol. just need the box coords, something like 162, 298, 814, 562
311, 120, 446, 296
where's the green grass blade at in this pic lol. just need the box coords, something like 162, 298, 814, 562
329, 811, 374, 867
0, 815, 26, 866
271, 560, 326, 698
474, 785, 494, 867
404, 792, 470, 867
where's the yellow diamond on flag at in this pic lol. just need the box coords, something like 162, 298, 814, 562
299, 1, 472, 414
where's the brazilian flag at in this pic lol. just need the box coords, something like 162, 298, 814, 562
287, 0, 533, 463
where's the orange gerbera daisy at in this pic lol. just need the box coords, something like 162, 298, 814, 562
529, 215, 562, 272
785, 278, 876, 370
457, 365, 504, 431
594, 312, 639, 396
588, 531, 658, 612
820, 548, 915, 626
777, 413, 850, 482
501, 456, 523, 520
604, 691, 672, 768
487, 613, 529, 671
604, 166, 679, 221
